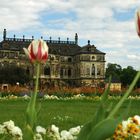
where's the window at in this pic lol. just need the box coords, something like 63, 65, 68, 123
68, 69, 72, 77
60, 68, 64, 77
92, 56, 95, 60
86, 68, 90, 75
97, 68, 101, 75
92, 64, 95, 75
44, 66, 50, 75
68, 57, 72, 62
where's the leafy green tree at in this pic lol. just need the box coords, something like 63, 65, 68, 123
0, 64, 31, 85
120, 66, 137, 87
105, 63, 122, 81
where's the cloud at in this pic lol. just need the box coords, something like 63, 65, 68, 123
0, 0, 140, 69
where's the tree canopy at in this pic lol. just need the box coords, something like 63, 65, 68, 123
105, 63, 139, 87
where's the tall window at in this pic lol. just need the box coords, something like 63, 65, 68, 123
44, 66, 50, 75
68, 69, 72, 77
68, 57, 72, 62
86, 68, 90, 75
60, 68, 63, 77
92, 64, 95, 76
97, 67, 101, 75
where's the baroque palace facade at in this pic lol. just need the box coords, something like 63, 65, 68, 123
0, 29, 105, 87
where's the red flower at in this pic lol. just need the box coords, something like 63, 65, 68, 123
23, 39, 49, 63
136, 9, 140, 37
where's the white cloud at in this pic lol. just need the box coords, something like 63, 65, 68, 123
0, 0, 140, 69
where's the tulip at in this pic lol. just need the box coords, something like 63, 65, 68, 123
136, 9, 140, 37
23, 39, 48, 63
23, 39, 49, 133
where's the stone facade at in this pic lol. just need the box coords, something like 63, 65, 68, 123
0, 29, 106, 87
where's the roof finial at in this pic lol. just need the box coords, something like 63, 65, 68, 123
75, 33, 78, 45
50, 37, 52, 43
88, 40, 90, 45
13, 34, 16, 40
58, 37, 60, 43
23, 35, 25, 41
67, 38, 69, 44
3, 29, 6, 41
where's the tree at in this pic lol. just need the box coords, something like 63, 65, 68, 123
0, 64, 31, 85
120, 66, 137, 87
105, 63, 122, 81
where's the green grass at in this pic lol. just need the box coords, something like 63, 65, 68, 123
0, 99, 140, 130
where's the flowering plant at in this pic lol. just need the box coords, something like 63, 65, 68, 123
112, 115, 140, 140
23, 39, 49, 139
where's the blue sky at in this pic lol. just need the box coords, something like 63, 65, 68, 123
0, 0, 140, 69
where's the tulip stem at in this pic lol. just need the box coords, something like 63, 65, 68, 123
26, 62, 40, 130
33, 63, 40, 106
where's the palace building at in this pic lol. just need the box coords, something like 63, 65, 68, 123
0, 29, 106, 87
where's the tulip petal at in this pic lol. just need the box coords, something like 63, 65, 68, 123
42, 53, 48, 62
136, 10, 140, 37
23, 48, 30, 58
30, 43, 36, 60
37, 40, 42, 61
137, 13, 140, 36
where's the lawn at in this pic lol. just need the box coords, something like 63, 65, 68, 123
0, 98, 140, 130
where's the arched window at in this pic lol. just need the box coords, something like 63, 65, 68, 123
44, 66, 50, 75
92, 56, 95, 60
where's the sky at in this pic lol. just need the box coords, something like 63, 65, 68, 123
0, 0, 140, 69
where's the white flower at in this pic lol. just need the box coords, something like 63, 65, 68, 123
122, 119, 132, 132
69, 126, 81, 136
11, 126, 23, 138
36, 126, 46, 135
60, 130, 73, 140
23, 95, 30, 100
133, 115, 140, 125
0, 124, 4, 134
34, 133, 43, 140
51, 124, 59, 134
3, 120, 15, 133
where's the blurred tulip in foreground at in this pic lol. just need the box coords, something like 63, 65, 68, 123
136, 9, 140, 37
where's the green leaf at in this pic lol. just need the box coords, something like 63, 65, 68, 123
87, 118, 120, 140
23, 124, 34, 140
91, 76, 112, 126
77, 122, 92, 140
78, 80, 112, 140
26, 92, 37, 130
